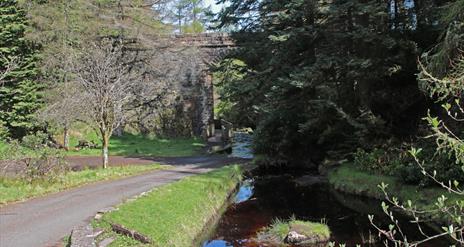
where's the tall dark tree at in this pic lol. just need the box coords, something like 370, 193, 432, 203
0, 0, 42, 138
214, 0, 446, 166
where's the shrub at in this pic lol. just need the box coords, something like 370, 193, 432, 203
353, 147, 406, 175
0, 140, 26, 160
354, 144, 464, 186
354, 148, 388, 173
21, 147, 67, 182
394, 143, 464, 186
21, 131, 48, 149
0, 138, 67, 181
0, 120, 9, 139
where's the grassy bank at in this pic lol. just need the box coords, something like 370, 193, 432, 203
0, 164, 166, 205
0, 140, 53, 160
66, 134, 205, 157
328, 165, 461, 219
94, 165, 242, 247
0, 134, 205, 160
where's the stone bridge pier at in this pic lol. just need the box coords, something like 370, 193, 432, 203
173, 33, 235, 139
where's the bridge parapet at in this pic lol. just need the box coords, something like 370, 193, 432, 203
172, 33, 235, 48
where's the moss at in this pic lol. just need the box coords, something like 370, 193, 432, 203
289, 220, 331, 240
266, 219, 290, 241
257, 218, 330, 245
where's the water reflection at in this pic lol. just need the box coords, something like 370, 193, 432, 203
203, 176, 448, 247
203, 240, 233, 247
234, 179, 254, 203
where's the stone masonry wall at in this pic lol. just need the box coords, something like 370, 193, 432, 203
172, 33, 234, 138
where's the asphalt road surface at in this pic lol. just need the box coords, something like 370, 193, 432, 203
0, 156, 246, 247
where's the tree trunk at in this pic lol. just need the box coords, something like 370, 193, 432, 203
178, 7, 182, 32
394, 0, 399, 29
102, 132, 109, 169
63, 125, 69, 151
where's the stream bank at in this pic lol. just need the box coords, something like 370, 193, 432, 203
201, 131, 449, 246
328, 164, 462, 224
202, 172, 450, 247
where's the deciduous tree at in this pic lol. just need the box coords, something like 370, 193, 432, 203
370, 1, 464, 244
72, 40, 137, 168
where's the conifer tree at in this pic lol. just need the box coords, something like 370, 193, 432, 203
214, 0, 444, 165
155, 0, 210, 33
0, 0, 42, 138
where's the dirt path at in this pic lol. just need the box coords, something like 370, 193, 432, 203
0, 155, 247, 247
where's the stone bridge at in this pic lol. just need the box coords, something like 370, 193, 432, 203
169, 33, 236, 139
173, 33, 235, 48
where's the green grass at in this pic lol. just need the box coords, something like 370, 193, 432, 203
0, 164, 166, 205
94, 165, 242, 247
0, 141, 12, 160
258, 218, 330, 243
0, 140, 42, 160
328, 164, 463, 221
0, 141, 7, 153
66, 133, 205, 157
0, 132, 205, 160
289, 220, 331, 239
265, 219, 291, 240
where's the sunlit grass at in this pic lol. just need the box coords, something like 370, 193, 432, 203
0, 131, 205, 160
289, 220, 331, 238
94, 165, 242, 247
0, 140, 46, 160
0, 164, 166, 205
257, 218, 330, 243
265, 218, 291, 240
328, 164, 462, 221
66, 133, 205, 157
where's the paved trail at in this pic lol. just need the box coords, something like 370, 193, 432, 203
0, 156, 246, 247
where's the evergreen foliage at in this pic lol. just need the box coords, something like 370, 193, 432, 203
154, 0, 211, 33
370, 2, 463, 245
0, 0, 42, 138
214, 0, 446, 166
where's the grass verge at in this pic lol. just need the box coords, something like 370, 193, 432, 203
1, 133, 205, 161
0, 164, 166, 205
94, 165, 242, 247
328, 164, 462, 221
66, 134, 205, 157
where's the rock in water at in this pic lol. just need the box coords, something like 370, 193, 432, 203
256, 219, 331, 246
285, 231, 308, 244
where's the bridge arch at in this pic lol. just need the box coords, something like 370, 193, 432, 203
170, 33, 236, 139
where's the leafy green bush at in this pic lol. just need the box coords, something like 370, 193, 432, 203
0, 140, 27, 160
0, 120, 9, 139
353, 148, 405, 175
22, 147, 67, 182
21, 131, 48, 149
393, 143, 464, 186
354, 148, 388, 173
353, 144, 464, 186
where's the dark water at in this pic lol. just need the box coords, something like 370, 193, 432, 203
203, 176, 449, 247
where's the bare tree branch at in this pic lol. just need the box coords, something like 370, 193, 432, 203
0, 56, 20, 87
70, 39, 139, 168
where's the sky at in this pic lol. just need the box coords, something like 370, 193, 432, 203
205, 0, 223, 13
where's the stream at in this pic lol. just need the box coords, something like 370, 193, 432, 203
204, 132, 449, 247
